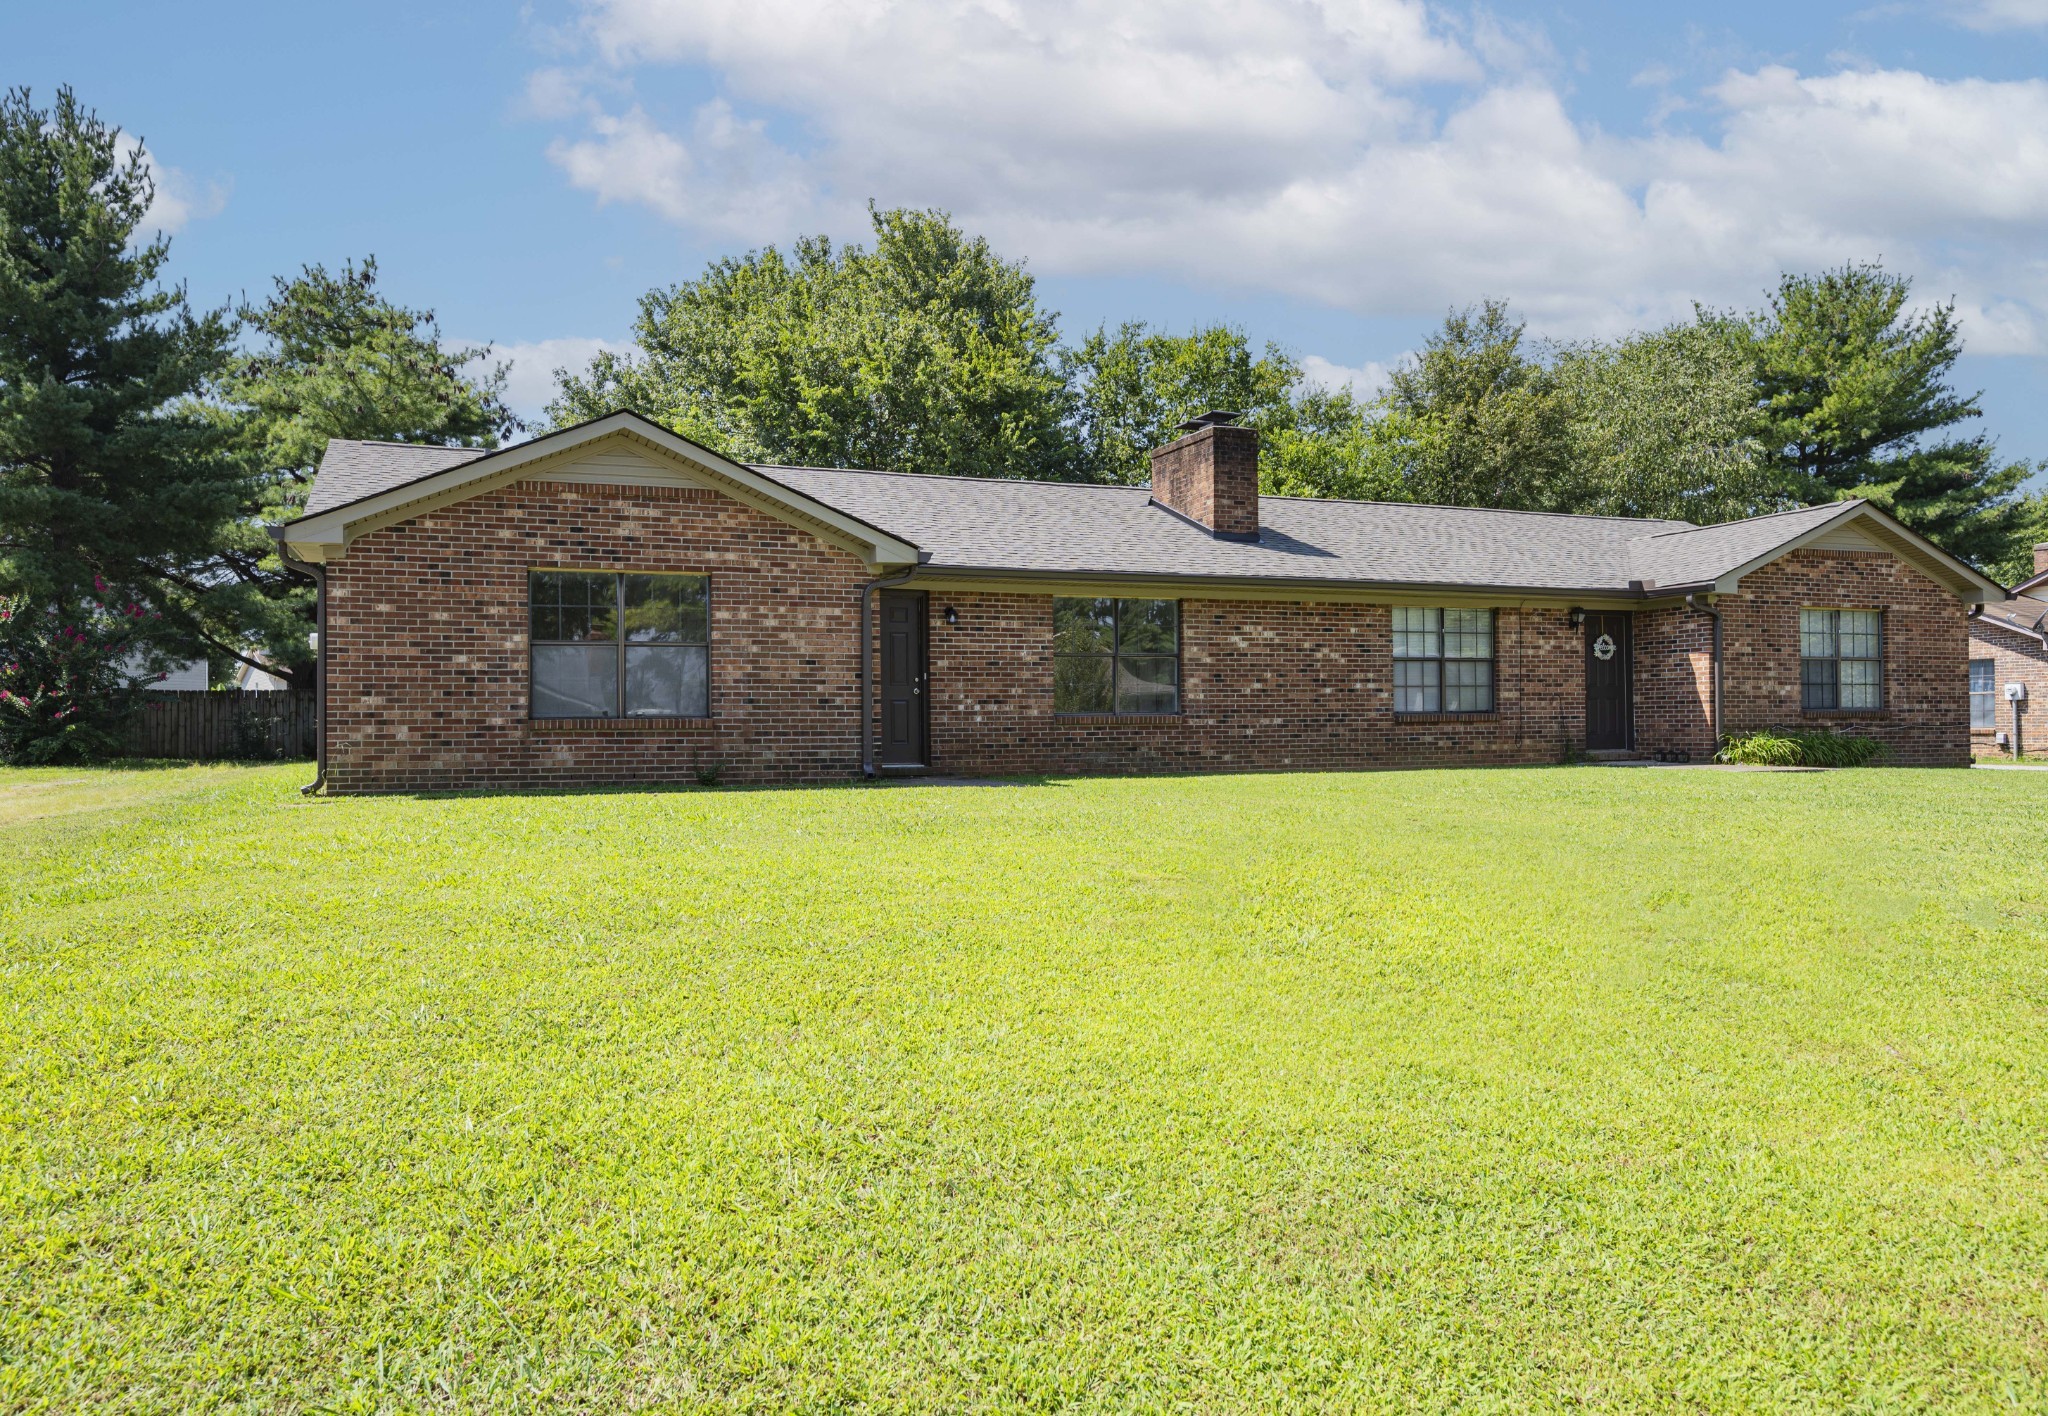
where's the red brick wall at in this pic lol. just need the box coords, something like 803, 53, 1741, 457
1967, 615, 2048, 758
321, 487, 1972, 790
1715, 549, 1969, 766
1148, 424, 1259, 537
923, 596, 1585, 774
1632, 604, 1718, 759
322, 480, 871, 792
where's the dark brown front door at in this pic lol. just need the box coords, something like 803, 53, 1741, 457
878, 590, 928, 767
1584, 611, 1632, 751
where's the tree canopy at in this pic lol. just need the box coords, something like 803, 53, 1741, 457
1061, 323, 1298, 485
1352, 301, 1575, 512
171, 258, 518, 686
1741, 264, 2043, 574
0, 87, 242, 623
1552, 319, 1776, 523
550, 205, 1077, 481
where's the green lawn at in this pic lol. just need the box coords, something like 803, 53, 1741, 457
3, 763, 2046, 1411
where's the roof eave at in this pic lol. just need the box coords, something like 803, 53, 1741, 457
905, 563, 1653, 604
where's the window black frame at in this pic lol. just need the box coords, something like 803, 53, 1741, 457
1051, 597, 1181, 716
1969, 657, 1997, 731
1391, 607, 1497, 715
528, 569, 711, 720
1799, 607, 1884, 713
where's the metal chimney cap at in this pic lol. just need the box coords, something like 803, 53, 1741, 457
1175, 410, 1244, 432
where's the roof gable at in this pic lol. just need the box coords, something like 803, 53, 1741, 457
280, 413, 923, 568
1631, 500, 2001, 602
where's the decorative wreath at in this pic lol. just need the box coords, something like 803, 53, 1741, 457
1592, 633, 1618, 661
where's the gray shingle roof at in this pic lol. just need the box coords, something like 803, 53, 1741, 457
302, 428, 1969, 599
303, 440, 491, 516
1625, 502, 1857, 590
765, 465, 1697, 592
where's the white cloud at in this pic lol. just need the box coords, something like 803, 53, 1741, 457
521, 66, 591, 121
534, 1, 2048, 353
1946, 0, 2048, 30
546, 97, 818, 238
1299, 354, 1392, 399
117, 135, 227, 234
473, 336, 635, 422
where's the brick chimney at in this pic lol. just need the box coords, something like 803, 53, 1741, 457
1148, 411, 1260, 541
2035, 542, 2048, 576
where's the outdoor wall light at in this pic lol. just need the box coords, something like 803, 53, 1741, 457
944, 605, 960, 627
1567, 607, 1586, 629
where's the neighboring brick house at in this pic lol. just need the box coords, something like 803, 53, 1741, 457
274, 411, 2003, 793
1968, 545, 2048, 758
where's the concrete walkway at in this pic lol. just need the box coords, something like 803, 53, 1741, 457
1973, 761, 2048, 771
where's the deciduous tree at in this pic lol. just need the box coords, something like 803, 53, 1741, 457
1552, 319, 1777, 523
1360, 301, 1575, 511
1061, 323, 1298, 485
552, 206, 1076, 481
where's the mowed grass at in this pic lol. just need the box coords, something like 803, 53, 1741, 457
2, 764, 2046, 1412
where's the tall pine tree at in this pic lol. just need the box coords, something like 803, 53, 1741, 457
1748, 264, 2042, 574
0, 87, 242, 622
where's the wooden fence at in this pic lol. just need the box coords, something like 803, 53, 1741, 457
124, 690, 316, 761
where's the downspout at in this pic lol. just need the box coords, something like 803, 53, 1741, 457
857, 567, 918, 778
270, 529, 328, 796
1686, 593, 1722, 749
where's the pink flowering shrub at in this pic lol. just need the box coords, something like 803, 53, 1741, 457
0, 591, 159, 764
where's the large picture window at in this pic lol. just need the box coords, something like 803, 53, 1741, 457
1053, 598, 1178, 714
530, 571, 709, 719
1970, 658, 1997, 730
1800, 608, 1882, 712
1393, 607, 1494, 713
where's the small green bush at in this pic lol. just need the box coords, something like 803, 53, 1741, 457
1717, 728, 1884, 767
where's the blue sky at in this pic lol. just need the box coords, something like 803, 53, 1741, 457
14, 0, 2048, 476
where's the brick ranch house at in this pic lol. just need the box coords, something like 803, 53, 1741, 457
272, 410, 2002, 793
1968, 545, 2048, 758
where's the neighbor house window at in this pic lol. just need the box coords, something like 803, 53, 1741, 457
1970, 658, 1997, 730
1800, 608, 1882, 711
1053, 598, 1178, 714
1393, 607, 1495, 713
530, 571, 709, 718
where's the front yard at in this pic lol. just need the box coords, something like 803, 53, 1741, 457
2, 763, 2045, 1410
